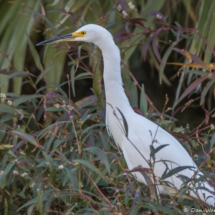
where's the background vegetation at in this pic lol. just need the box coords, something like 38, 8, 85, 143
0, 0, 215, 214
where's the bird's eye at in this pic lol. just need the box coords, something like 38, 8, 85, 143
81, 31, 86, 35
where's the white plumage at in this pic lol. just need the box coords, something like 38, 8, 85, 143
37, 24, 215, 206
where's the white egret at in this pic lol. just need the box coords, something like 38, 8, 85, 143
37, 24, 215, 206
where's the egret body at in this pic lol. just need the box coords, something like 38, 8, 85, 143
37, 24, 215, 206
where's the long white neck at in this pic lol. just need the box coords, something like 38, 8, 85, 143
97, 39, 133, 112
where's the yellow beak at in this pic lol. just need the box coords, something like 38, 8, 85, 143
36, 32, 84, 46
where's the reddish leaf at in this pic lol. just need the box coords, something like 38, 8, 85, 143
114, 27, 126, 40
173, 48, 207, 69
176, 28, 182, 43
45, 91, 56, 101
170, 132, 193, 147
130, 189, 141, 211
115, 33, 136, 42
173, 48, 187, 58
106, 7, 116, 16
152, 28, 164, 63
152, 38, 162, 62
12, 131, 40, 152
39, 2, 46, 16
92, 203, 99, 210
202, 105, 210, 124
68, 12, 75, 23
142, 34, 155, 60
189, 52, 207, 70
11, 131, 40, 147
127, 167, 152, 173
132, 107, 143, 116
33, 13, 38, 24
175, 74, 211, 106
39, 2, 46, 23
129, 18, 146, 28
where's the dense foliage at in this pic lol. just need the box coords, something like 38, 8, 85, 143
0, 0, 215, 214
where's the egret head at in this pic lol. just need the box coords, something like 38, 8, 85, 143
36, 24, 113, 47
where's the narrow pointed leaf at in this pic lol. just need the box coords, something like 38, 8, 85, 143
73, 159, 104, 178
11, 131, 39, 147
175, 74, 211, 107
154, 144, 169, 154
42, 152, 56, 184
0, 72, 29, 87
84, 147, 110, 175
70, 65, 75, 96
159, 43, 175, 84
27, 35, 43, 72
140, 84, 148, 115
117, 108, 128, 137
161, 166, 195, 180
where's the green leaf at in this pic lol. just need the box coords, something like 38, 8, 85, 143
42, 152, 56, 185
73, 159, 104, 178
65, 167, 78, 190
141, 203, 175, 215
37, 189, 43, 215
0, 72, 29, 87
140, 84, 148, 115
154, 144, 169, 154
204, 2, 215, 62
18, 190, 52, 211
37, 121, 73, 139
52, 139, 65, 152
150, 145, 155, 160
4, 198, 8, 215
27, 35, 43, 72
189, 0, 213, 56
4, 161, 14, 174
35, 12, 58, 36
75, 72, 92, 80
27, 204, 35, 215
117, 108, 128, 137
161, 166, 195, 180
129, 82, 138, 107
18, 183, 28, 199
184, 70, 207, 76
174, 74, 211, 108
70, 65, 76, 97
159, 43, 175, 84
210, 133, 215, 149
11, 131, 39, 147
0, 171, 6, 189
45, 107, 65, 112
0, 104, 15, 114
0, 144, 13, 150
13, 94, 43, 106
81, 124, 105, 136
93, 67, 102, 97
18, 198, 37, 212
200, 76, 215, 105
84, 147, 110, 175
